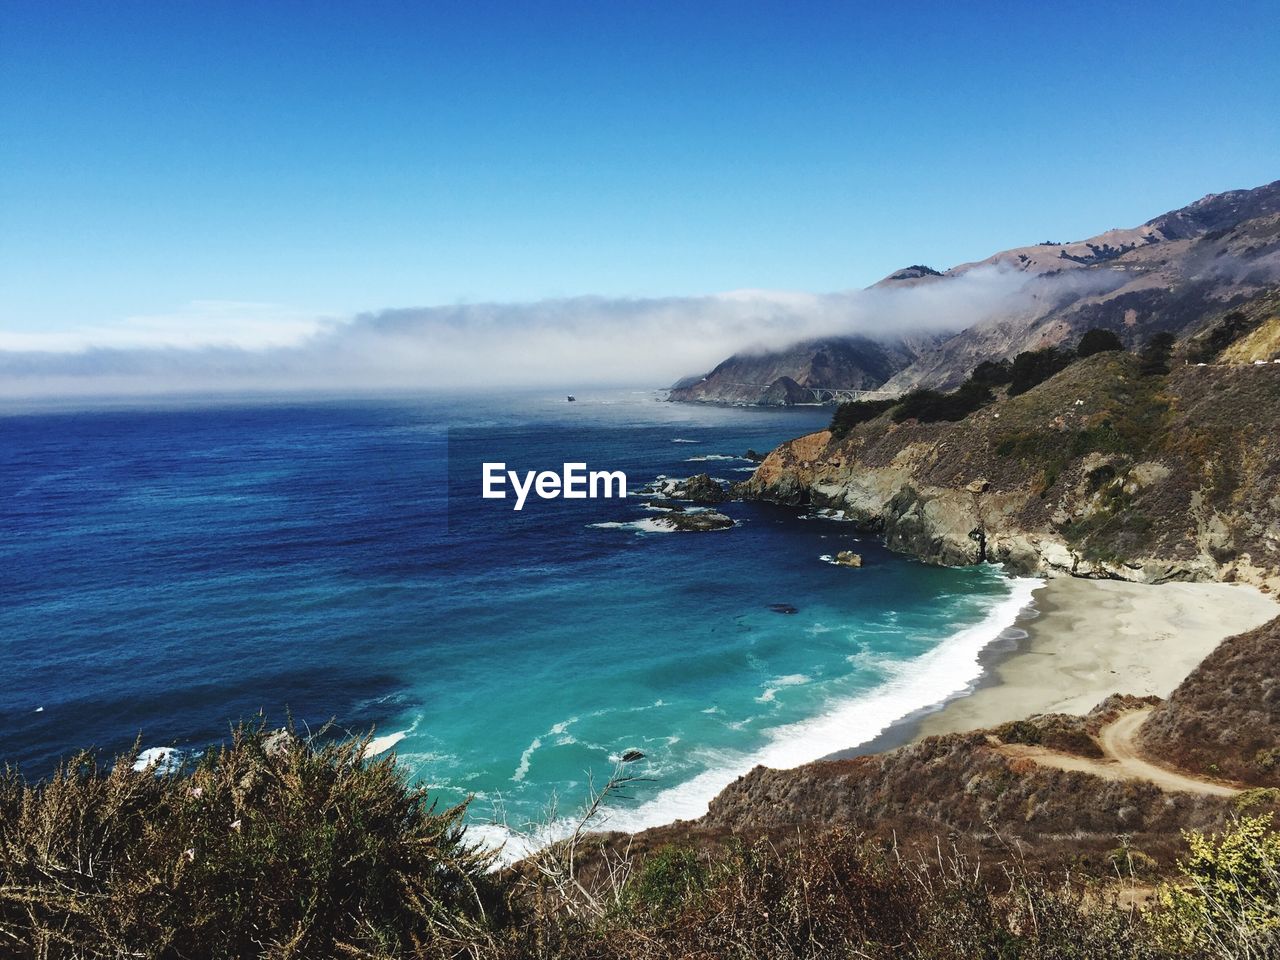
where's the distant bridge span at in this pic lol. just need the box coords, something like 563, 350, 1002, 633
712, 381, 904, 404
804, 386, 903, 404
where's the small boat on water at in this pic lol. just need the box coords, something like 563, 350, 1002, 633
566, 395, 576, 402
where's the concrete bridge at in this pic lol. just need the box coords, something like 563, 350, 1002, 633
803, 386, 903, 404
712, 382, 902, 403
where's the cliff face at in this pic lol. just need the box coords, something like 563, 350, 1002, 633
741, 351, 1280, 589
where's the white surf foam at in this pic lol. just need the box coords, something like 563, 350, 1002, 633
671, 438, 699, 443
756, 674, 812, 703
363, 730, 407, 758
598, 574, 1042, 834
587, 518, 678, 534
684, 454, 745, 462
133, 746, 182, 774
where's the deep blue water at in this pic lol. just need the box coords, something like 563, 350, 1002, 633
0, 391, 1032, 842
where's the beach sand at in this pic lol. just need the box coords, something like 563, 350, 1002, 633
914, 577, 1279, 739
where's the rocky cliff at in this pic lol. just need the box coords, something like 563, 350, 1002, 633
741, 348, 1280, 589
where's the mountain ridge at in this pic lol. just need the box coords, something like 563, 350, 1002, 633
671, 179, 1280, 403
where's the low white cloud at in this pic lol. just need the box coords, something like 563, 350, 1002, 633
0, 301, 329, 352
0, 266, 1089, 399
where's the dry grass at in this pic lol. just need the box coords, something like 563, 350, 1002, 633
0, 723, 498, 959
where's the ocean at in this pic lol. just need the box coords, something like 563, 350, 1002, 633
0, 390, 1036, 848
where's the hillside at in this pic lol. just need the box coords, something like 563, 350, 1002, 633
1139, 616, 1280, 786
653, 700, 1255, 875
741, 346, 1280, 588
889, 180, 1280, 390
673, 179, 1280, 404
667, 334, 925, 405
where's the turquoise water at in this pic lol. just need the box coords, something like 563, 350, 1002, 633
1, 390, 1035, 847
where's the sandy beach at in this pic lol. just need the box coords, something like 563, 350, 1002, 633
915, 577, 1280, 739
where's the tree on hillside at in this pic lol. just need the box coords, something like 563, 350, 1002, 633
1077, 328, 1124, 358
1007, 347, 1074, 396
1139, 332, 1177, 376
969, 359, 1013, 386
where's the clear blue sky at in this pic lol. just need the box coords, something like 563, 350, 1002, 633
2, 0, 1277, 334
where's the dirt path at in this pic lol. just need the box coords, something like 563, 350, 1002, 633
996, 708, 1241, 797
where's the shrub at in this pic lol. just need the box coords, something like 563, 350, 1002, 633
1077, 327, 1125, 358
1236, 788, 1280, 813
1139, 331, 1177, 376
0, 725, 498, 959
969, 358, 1013, 386
890, 379, 994, 424
1189, 310, 1260, 363
1007, 347, 1075, 396
625, 844, 712, 918
995, 719, 1042, 746
1155, 814, 1280, 952
829, 398, 896, 437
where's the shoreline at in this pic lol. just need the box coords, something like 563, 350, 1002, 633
835, 577, 1279, 758
480, 571, 1279, 857
482, 572, 1278, 860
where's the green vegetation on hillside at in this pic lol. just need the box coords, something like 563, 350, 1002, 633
1007, 346, 1075, 396
829, 328, 1136, 437
1077, 327, 1125, 358
829, 397, 897, 437
889, 379, 993, 423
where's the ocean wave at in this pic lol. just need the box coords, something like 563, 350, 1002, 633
587, 518, 678, 534
362, 730, 407, 758
593, 574, 1042, 835
132, 746, 184, 774
362, 713, 422, 760
806, 508, 855, 522
756, 673, 812, 704
513, 718, 579, 782
684, 454, 745, 462
671, 438, 699, 443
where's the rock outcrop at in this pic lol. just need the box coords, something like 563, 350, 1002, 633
651, 511, 735, 532
646, 473, 730, 504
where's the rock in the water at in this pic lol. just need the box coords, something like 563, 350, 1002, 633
648, 472, 730, 503
768, 603, 799, 614
744, 449, 766, 462
651, 511, 735, 532
834, 550, 863, 567
646, 498, 686, 511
